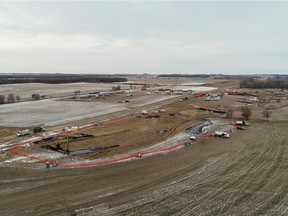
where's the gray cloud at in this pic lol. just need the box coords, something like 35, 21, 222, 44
0, 1, 288, 74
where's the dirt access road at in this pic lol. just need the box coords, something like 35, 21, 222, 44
0, 121, 287, 215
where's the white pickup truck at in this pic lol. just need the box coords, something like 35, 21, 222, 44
235, 121, 249, 126
17, 129, 30, 137
214, 131, 230, 138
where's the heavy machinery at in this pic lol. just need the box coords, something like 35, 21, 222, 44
54, 135, 70, 153
46, 133, 93, 153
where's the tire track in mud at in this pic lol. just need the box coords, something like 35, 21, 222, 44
207, 129, 284, 215
177, 137, 275, 216
205, 127, 286, 215
112, 130, 273, 216
131, 125, 278, 215
251, 128, 288, 216
226, 127, 287, 215
115, 153, 233, 215
233, 136, 287, 215
272, 183, 288, 216
78, 124, 288, 215
173, 127, 276, 215
138, 154, 235, 212
255, 182, 288, 216
109, 154, 233, 216
125, 126, 260, 214
169, 120, 188, 133
279, 203, 288, 216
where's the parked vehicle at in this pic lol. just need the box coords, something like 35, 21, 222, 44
235, 121, 249, 126
184, 141, 191, 146
214, 131, 230, 138
17, 129, 30, 137
88, 91, 100, 97
141, 110, 148, 115
236, 126, 246, 130
33, 127, 46, 133
189, 136, 197, 141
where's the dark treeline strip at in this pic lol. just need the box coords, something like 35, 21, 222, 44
157, 74, 210, 78
0, 74, 127, 84
240, 77, 288, 89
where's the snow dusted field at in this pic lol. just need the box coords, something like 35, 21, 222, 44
0, 82, 122, 100
0, 79, 218, 127
0, 95, 178, 127
0, 99, 124, 127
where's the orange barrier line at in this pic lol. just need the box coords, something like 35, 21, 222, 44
9, 104, 249, 167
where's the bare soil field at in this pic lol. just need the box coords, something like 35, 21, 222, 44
0, 121, 287, 216
0, 78, 287, 215
35, 113, 197, 160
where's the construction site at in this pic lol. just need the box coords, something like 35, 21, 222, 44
0, 76, 288, 215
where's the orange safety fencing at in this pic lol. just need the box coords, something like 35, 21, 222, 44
10, 104, 246, 167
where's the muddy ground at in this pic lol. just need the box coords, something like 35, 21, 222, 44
0, 121, 287, 216
0, 78, 287, 215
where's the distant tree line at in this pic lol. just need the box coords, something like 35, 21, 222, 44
31, 94, 46, 100
240, 77, 288, 89
0, 74, 127, 85
157, 74, 210, 78
0, 94, 21, 104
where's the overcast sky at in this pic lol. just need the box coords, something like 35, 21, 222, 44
0, 1, 288, 74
